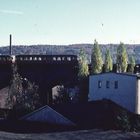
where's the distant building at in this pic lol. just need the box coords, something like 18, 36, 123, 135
89, 72, 140, 114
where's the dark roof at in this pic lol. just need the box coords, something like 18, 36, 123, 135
51, 100, 118, 129
51, 100, 135, 130
20, 105, 75, 126
90, 72, 140, 79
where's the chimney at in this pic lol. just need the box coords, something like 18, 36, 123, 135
9, 34, 12, 55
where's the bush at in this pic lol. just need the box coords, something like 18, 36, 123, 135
116, 110, 131, 131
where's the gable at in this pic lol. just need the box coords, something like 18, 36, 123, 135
20, 105, 75, 126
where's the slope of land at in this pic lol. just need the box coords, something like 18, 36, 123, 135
0, 44, 140, 63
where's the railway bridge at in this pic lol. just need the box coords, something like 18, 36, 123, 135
0, 55, 78, 105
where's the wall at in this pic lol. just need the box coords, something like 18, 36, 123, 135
0, 62, 12, 89
136, 79, 140, 114
89, 73, 137, 113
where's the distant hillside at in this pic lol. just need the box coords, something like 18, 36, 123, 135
0, 44, 140, 63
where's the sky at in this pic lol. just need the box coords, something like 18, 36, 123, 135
0, 0, 140, 46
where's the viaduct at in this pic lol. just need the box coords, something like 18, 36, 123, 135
0, 55, 78, 105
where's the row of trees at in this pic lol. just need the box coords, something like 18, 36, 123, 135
91, 40, 136, 74
78, 40, 136, 78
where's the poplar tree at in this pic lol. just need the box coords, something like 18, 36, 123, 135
127, 56, 135, 73
104, 49, 113, 72
78, 49, 89, 79
78, 49, 89, 102
116, 42, 128, 72
91, 40, 103, 74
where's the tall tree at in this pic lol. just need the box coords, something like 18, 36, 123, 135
78, 49, 89, 102
104, 49, 113, 72
91, 40, 103, 74
127, 56, 135, 73
78, 49, 89, 79
6, 63, 41, 112
116, 42, 128, 72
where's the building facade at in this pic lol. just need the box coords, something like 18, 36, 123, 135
89, 72, 140, 114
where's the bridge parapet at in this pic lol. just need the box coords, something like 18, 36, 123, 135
0, 55, 12, 63
15, 55, 78, 63
0, 54, 78, 104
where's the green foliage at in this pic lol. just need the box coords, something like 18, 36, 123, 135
116, 110, 140, 132
77, 49, 89, 102
78, 49, 89, 79
91, 40, 103, 74
116, 42, 128, 72
116, 110, 131, 131
127, 56, 135, 73
6, 64, 41, 112
104, 49, 113, 72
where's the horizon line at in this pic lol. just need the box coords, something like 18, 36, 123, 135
1, 42, 140, 47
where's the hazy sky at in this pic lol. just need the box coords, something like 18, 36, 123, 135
0, 0, 140, 46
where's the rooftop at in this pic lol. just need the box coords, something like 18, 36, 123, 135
90, 72, 140, 79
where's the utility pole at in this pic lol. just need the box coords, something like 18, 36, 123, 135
9, 34, 12, 55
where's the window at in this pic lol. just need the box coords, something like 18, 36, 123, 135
106, 81, 110, 88
114, 81, 118, 89
98, 81, 102, 88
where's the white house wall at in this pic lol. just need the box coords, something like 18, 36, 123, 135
137, 80, 140, 114
89, 73, 137, 113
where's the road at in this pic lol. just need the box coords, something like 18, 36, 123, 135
0, 129, 140, 140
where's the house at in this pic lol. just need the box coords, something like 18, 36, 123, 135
89, 72, 140, 114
